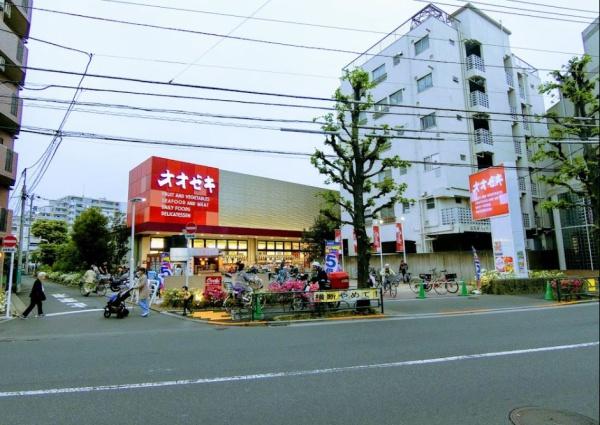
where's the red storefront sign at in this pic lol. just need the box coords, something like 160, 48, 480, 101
395, 222, 405, 253
372, 225, 381, 252
128, 157, 220, 227
469, 166, 509, 220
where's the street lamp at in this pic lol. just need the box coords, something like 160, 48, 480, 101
129, 197, 146, 287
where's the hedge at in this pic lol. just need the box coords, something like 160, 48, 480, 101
483, 278, 548, 295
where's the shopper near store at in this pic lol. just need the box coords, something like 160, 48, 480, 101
19, 272, 48, 319
182, 286, 193, 316
310, 262, 329, 290
399, 260, 409, 282
136, 267, 150, 317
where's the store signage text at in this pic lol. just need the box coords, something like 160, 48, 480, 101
469, 166, 509, 220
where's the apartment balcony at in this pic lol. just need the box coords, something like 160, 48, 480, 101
510, 106, 518, 123
466, 54, 485, 78
0, 143, 17, 185
531, 182, 542, 198
0, 83, 22, 132
513, 138, 522, 157
474, 128, 493, 146
2, 0, 31, 39
518, 176, 526, 192
469, 90, 489, 110
0, 208, 12, 235
505, 72, 514, 88
522, 213, 531, 228
440, 207, 490, 233
518, 86, 527, 101
521, 115, 530, 131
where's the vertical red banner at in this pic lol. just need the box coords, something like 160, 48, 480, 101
352, 229, 357, 253
395, 222, 405, 253
372, 225, 381, 252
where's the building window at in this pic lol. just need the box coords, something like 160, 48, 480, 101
381, 206, 395, 222
415, 35, 430, 55
373, 98, 389, 118
378, 169, 392, 182
449, 39, 455, 45
424, 153, 440, 172
460, 154, 466, 161
402, 201, 410, 213
11, 94, 18, 116
452, 76, 459, 83
426, 198, 435, 209
420, 112, 436, 129
393, 53, 402, 65
5, 148, 13, 172
372, 64, 387, 84
389, 89, 403, 105
417, 73, 433, 92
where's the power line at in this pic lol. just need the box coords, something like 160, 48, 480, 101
15, 66, 599, 125
6, 94, 598, 144
24, 6, 597, 74
17, 126, 567, 173
448, 0, 597, 19
416, 1, 595, 24
501, 0, 598, 14
98, 0, 599, 57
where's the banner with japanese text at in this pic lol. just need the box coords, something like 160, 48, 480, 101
395, 222, 405, 252
128, 157, 220, 226
324, 240, 341, 273
469, 166, 509, 220
372, 225, 381, 252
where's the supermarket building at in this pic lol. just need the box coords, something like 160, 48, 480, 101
127, 157, 333, 277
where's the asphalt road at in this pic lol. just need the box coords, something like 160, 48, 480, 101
0, 280, 598, 425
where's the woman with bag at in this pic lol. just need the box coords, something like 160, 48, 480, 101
19, 272, 48, 319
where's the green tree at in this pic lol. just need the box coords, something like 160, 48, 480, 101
302, 203, 341, 263
311, 69, 409, 288
107, 212, 129, 267
53, 241, 81, 272
30, 220, 68, 266
71, 208, 110, 269
532, 55, 599, 236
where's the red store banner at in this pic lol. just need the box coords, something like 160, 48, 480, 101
469, 166, 509, 220
395, 222, 405, 253
372, 225, 381, 252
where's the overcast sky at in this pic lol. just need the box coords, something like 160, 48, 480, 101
12, 0, 599, 208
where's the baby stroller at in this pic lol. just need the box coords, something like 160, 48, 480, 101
103, 287, 132, 319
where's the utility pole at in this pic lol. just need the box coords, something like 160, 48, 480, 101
25, 193, 36, 276
16, 169, 26, 290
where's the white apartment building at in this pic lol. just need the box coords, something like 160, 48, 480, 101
0, 0, 31, 238
340, 3, 553, 259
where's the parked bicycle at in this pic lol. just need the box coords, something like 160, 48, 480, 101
409, 268, 458, 295
382, 274, 401, 297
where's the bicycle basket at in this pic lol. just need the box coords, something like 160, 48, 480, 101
444, 273, 457, 280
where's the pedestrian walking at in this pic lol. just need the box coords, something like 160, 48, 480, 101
182, 286, 193, 316
136, 267, 150, 317
399, 260, 408, 282
19, 272, 48, 319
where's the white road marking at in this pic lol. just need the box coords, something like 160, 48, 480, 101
45, 309, 103, 317
52, 294, 66, 298
0, 341, 596, 398
61, 298, 78, 303
49, 294, 88, 309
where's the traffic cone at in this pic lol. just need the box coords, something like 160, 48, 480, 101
253, 294, 264, 320
459, 280, 469, 296
417, 281, 426, 299
544, 281, 554, 301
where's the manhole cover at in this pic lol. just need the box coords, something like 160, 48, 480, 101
509, 407, 599, 425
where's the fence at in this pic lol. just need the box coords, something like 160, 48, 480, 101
248, 288, 383, 321
552, 277, 599, 302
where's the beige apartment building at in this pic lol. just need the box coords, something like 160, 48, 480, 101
0, 0, 31, 237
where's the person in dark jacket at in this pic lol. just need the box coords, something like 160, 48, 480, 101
19, 272, 48, 319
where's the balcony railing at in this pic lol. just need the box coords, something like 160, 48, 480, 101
466, 54, 485, 72
518, 177, 526, 192
510, 106, 518, 122
513, 138, 522, 155
470, 90, 489, 108
474, 128, 493, 145
531, 182, 540, 197
519, 86, 526, 100
522, 115, 530, 130
522, 213, 531, 228
505, 71, 514, 87
441, 208, 490, 228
